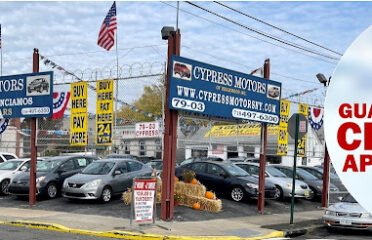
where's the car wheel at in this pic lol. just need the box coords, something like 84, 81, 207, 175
101, 186, 112, 203
231, 186, 245, 202
0, 179, 10, 195
46, 183, 58, 199
274, 186, 283, 200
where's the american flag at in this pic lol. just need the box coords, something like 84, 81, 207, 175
97, 2, 117, 51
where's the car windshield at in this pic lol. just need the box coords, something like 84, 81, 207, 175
223, 164, 249, 177
0, 161, 23, 170
36, 160, 61, 172
342, 194, 358, 203
297, 168, 318, 180
82, 162, 115, 175
266, 166, 287, 177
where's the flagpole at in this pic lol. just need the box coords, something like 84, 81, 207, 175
176, 1, 179, 30
114, 7, 119, 153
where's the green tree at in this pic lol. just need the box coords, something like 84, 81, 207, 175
117, 84, 163, 123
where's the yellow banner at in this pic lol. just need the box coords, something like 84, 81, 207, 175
205, 124, 278, 137
70, 81, 88, 146
95, 79, 114, 145
297, 103, 308, 157
277, 100, 290, 156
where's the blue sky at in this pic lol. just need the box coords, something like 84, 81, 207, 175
0, 1, 371, 105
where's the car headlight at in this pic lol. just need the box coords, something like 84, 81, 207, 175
325, 210, 336, 216
246, 183, 258, 189
361, 213, 372, 218
286, 183, 292, 188
63, 179, 68, 188
316, 185, 323, 190
82, 179, 102, 189
36, 176, 46, 184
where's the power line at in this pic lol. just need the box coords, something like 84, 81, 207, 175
185, 1, 340, 61
214, 1, 343, 56
160, 2, 337, 65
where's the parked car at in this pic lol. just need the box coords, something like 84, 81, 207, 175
271, 165, 339, 200
235, 162, 311, 199
0, 159, 30, 194
27, 78, 49, 93
103, 154, 138, 160
323, 194, 372, 229
62, 159, 152, 202
0, 152, 17, 163
8, 156, 97, 199
136, 156, 155, 164
299, 166, 346, 191
175, 161, 277, 202
146, 159, 163, 171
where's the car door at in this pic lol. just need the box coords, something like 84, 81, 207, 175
127, 161, 146, 187
203, 163, 229, 194
111, 162, 131, 193
56, 159, 79, 186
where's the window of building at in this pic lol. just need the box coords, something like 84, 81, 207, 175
123, 141, 130, 154
139, 140, 146, 156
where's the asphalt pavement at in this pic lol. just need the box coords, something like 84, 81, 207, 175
292, 226, 372, 239
0, 194, 322, 222
0, 224, 116, 240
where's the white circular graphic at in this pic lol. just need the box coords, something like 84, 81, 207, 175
325, 26, 372, 214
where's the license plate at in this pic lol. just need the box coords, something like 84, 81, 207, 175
304, 190, 309, 196
340, 219, 352, 225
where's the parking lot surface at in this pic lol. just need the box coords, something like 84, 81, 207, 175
0, 194, 321, 222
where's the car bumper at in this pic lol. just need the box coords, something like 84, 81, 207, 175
283, 187, 311, 198
323, 215, 372, 230
62, 186, 103, 200
8, 184, 47, 196
245, 187, 276, 199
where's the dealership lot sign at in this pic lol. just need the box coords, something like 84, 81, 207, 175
70, 81, 88, 146
95, 79, 114, 145
0, 71, 53, 118
169, 55, 281, 124
132, 178, 157, 223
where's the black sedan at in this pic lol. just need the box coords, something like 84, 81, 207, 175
8, 155, 97, 199
175, 161, 277, 202
271, 165, 339, 200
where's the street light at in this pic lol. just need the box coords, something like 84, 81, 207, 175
316, 73, 328, 86
161, 26, 175, 40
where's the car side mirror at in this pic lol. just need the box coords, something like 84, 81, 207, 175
20, 166, 28, 172
338, 196, 343, 201
114, 170, 122, 176
220, 173, 227, 178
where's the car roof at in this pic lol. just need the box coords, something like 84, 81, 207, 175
235, 162, 260, 166
42, 156, 76, 161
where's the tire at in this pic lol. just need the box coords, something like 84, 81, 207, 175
231, 186, 245, 202
0, 179, 10, 195
46, 182, 58, 199
100, 186, 112, 203
274, 185, 283, 200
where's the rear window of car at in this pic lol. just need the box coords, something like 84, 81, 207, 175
3, 154, 16, 160
190, 162, 207, 173
0, 161, 23, 170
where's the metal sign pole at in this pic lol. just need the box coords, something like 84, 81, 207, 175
130, 178, 135, 225
290, 114, 300, 224
29, 48, 39, 205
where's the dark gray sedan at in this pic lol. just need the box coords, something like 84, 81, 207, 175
62, 159, 152, 203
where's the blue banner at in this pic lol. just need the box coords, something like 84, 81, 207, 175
169, 56, 281, 124
0, 71, 53, 118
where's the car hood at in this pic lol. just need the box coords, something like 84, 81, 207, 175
328, 202, 368, 214
306, 179, 338, 189
12, 172, 48, 182
66, 173, 107, 184
268, 177, 308, 187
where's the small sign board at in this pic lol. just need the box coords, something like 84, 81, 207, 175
0, 71, 53, 118
288, 113, 308, 139
135, 121, 160, 138
132, 178, 157, 223
169, 55, 281, 124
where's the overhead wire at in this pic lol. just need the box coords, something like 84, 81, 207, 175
160, 2, 338, 65
214, 1, 343, 57
184, 1, 340, 61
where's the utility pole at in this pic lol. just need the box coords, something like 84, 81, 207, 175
29, 48, 39, 205
258, 59, 270, 213
321, 77, 330, 208
161, 28, 180, 220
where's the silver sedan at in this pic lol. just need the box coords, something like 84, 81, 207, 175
323, 194, 372, 230
62, 159, 152, 203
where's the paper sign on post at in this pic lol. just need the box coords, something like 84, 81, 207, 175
133, 178, 157, 223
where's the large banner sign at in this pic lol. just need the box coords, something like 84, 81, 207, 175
169, 55, 281, 124
0, 71, 53, 118
70, 81, 88, 146
297, 103, 308, 157
277, 100, 290, 156
95, 79, 114, 145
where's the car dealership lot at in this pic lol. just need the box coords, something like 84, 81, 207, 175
0, 194, 321, 221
